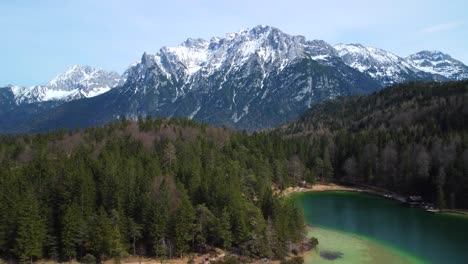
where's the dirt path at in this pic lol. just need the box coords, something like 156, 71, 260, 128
115, 251, 225, 264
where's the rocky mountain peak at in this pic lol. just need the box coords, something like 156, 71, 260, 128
407, 50, 468, 80
5, 65, 122, 105
46, 64, 120, 92
2, 25, 468, 133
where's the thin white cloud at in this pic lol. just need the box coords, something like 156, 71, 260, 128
420, 21, 465, 34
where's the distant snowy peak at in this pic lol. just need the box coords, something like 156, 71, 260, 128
156, 25, 304, 76
334, 44, 468, 84
407, 51, 468, 80
334, 43, 400, 70
334, 43, 417, 85
10, 85, 51, 105
47, 65, 121, 92
9, 65, 122, 105
130, 25, 338, 84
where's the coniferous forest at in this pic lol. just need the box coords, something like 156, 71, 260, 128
0, 118, 307, 263
280, 81, 468, 208
0, 81, 467, 263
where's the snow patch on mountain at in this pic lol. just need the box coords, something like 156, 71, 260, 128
334, 44, 418, 85
47, 65, 120, 92
155, 26, 325, 76
3, 25, 468, 132
8, 65, 122, 105
124, 25, 343, 97
407, 50, 468, 80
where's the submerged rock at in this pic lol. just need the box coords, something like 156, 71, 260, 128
319, 250, 344, 260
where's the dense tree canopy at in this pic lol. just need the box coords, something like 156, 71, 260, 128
279, 81, 468, 208
0, 118, 306, 263
0, 80, 466, 263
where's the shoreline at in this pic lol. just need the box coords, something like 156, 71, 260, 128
283, 183, 468, 216
303, 226, 423, 264
282, 182, 405, 202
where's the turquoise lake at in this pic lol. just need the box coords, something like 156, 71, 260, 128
294, 191, 468, 264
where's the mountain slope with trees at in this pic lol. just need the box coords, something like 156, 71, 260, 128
3, 26, 468, 134
1, 80, 467, 263
0, 118, 308, 263
278, 81, 468, 208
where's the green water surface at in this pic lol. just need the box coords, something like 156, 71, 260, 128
295, 191, 468, 264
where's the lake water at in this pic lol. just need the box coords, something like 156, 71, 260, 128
294, 191, 468, 264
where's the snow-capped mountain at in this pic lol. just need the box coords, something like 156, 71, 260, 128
122, 26, 341, 92
46, 65, 121, 97
3, 65, 121, 105
407, 51, 468, 80
334, 44, 433, 86
111, 25, 379, 129
333, 44, 468, 85
1, 25, 467, 133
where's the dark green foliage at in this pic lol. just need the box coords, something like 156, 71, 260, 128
61, 203, 83, 261
309, 237, 319, 249
80, 254, 96, 264
3, 80, 460, 262
280, 81, 468, 208
0, 118, 306, 262
14, 191, 46, 263
216, 208, 233, 251
172, 186, 195, 257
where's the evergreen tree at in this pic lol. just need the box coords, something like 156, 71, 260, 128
61, 203, 83, 262
110, 225, 125, 263
172, 187, 195, 257
194, 205, 215, 250
90, 207, 113, 262
127, 218, 142, 256
216, 208, 232, 250
149, 180, 169, 258
14, 191, 46, 264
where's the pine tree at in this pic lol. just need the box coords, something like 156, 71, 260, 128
194, 205, 215, 249
150, 180, 169, 258
14, 191, 46, 264
217, 208, 232, 250
128, 218, 142, 256
322, 150, 334, 181
90, 207, 113, 262
314, 157, 324, 181
61, 203, 82, 262
110, 225, 125, 263
173, 187, 195, 257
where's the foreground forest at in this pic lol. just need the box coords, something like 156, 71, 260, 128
0, 80, 466, 263
279, 81, 468, 208
0, 119, 307, 263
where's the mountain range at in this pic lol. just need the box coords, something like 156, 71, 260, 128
1, 25, 467, 133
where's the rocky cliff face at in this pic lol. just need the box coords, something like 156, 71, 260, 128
2, 65, 121, 105
1, 25, 467, 133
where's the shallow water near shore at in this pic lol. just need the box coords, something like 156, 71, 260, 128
304, 227, 422, 264
295, 191, 468, 264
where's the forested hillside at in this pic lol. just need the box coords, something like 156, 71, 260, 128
279, 81, 468, 208
0, 119, 307, 263
1, 80, 467, 263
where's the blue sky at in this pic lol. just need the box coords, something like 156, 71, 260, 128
1, 0, 467, 86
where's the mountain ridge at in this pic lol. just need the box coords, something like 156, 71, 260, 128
1, 25, 467, 133
1, 65, 121, 105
